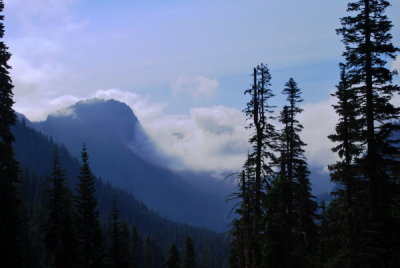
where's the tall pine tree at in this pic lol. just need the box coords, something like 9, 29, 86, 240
183, 236, 196, 268
43, 152, 77, 268
229, 167, 252, 268
336, 1, 400, 267
0, 1, 24, 266
165, 243, 181, 268
107, 199, 130, 268
243, 63, 277, 268
130, 225, 144, 268
264, 78, 317, 268
327, 64, 364, 268
75, 145, 104, 267
230, 64, 277, 268
143, 238, 156, 268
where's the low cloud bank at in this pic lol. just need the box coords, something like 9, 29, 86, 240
17, 88, 340, 175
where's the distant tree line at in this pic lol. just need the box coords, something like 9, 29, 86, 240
8, 118, 229, 268
42, 146, 200, 268
229, 1, 399, 268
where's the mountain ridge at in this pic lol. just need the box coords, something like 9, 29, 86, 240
31, 98, 233, 232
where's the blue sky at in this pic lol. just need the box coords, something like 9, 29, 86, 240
3, 0, 400, 186
5, 0, 399, 112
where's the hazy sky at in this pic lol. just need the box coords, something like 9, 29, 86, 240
4, 0, 400, 179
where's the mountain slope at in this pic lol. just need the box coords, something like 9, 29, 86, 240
31, 99, 232, 231
13, 118, 229, 267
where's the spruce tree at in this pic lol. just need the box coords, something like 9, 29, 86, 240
130, 225, 143, 267
107, 199, 130, 268
43, 152, 77, 268
0, 1, 24, 266
144, 238, 156, 268
336, 1, 400, 267
318, 201, 329, 267
230, 64, 277, 268
264, 79, 317, 268
75, 145, 104, 267
165, 243, 181, 268
199, 245, 211, 268
244, 63, 277, 268
229, 168, 252, 268
183, 237, 196, 268
327, 64, 364, 268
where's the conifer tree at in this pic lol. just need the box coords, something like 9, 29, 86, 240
264, 79, 317, 268
75, 145, 104, 267
183, 237, 196, 268
43, 152, 77, 268
327, 64, 364, 268
0, 1, 24, 266
130, 225, 143, 267
165, 243, 181, 268
144, 238, 156, 268
244, 63, 277, 268
199, 245, 211, 268
230, 64, 277, 268
229, 168, 252, 268
318, 201, 329, 267
107, 199, 130, 268
336, 1, 400, 266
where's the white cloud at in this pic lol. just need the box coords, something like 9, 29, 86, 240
391, 93, 400, 107
16, 87, 339, 173
393, 56, 400, 71
16, 87, 248, 172
72, 91, 338, 174
172, 75, 219, 98
142, 105, 250, 172
5, 0, 86, 120
11, 54, 69, 120
15, 87, 166, 122
299, 97, 338, 172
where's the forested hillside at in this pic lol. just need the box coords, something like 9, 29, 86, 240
32, 99, 232, 232
13, 118, 229, 267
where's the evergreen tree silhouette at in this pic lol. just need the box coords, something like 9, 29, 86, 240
43, 152, 77, 268
165, 243, 181, 268
183, 236, 196, 268
336, 1, 400, 266
245, 64, 277, 268
130, 225, 144, 267
75, 145, 104, 267
230, 64, 278, 268
144, 238, 156, 268
107, 199, 130, 268
326, 64, 364, 267
264, 79, 317, 268
0, 1, 24, 266
229, 164, 253, 268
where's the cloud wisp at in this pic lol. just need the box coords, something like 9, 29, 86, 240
172, 75, 219, 98
299, 97, 338, 171
17, 88, 338, 176
393, 56, 400, 70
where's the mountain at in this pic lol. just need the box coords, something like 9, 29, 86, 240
31, 99, 234, 232
12, 117, 229, 267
